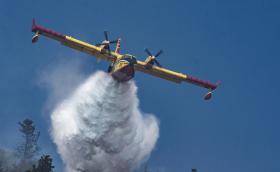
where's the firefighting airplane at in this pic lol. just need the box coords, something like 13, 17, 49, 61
31, 19, 219, 100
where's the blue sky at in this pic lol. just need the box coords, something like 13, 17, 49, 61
1, 0, 280, 171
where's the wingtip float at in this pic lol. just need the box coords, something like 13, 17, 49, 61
31, 19, 219, 100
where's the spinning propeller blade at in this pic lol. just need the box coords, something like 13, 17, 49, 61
96, 31, 118, 54
109, 40, 118, 44
104, 31, 109, 41
155, 50, 163, 57
144, 48, 163, 67
154, 59, 162, 67
145, 48, 153, 57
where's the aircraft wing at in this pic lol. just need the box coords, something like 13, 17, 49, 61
31, 19, 119, 62
134, 60, 218, 91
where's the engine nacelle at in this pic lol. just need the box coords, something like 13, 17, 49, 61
204, 91, 212, 100
32, 32, 39, 43
144, 56, 155, 65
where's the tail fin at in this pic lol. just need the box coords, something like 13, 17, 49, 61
114, 38, 121, 54
32, 18, 36, 31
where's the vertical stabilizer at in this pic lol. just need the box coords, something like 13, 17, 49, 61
114, 38, 121, 54
32, 19, 36, 31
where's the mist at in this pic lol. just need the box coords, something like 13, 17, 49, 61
0, 149, 36, 172
47, 68, 159, 172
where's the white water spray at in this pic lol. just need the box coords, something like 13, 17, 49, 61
50, 71, 159, 172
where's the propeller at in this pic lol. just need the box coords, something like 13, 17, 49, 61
144, 48, 163, 67
96, 31, 118, 53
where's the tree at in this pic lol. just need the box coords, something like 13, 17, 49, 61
0, 164, 3, 172
144, 164, 148, 172
25, 155, 54, 172
36, 155, 54, 172
17, 119, 40, 162
0, 148, 19, 172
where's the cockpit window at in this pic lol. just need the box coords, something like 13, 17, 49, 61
122, 54, 137, 64
123, 54, 133, 58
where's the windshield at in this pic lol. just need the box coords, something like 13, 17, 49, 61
122, 54, 137, 64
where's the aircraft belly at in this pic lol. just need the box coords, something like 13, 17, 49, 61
111, 65, 134, 82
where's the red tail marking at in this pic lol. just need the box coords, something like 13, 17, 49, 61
32, 18, 37, 31
115, 38, 121, 54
